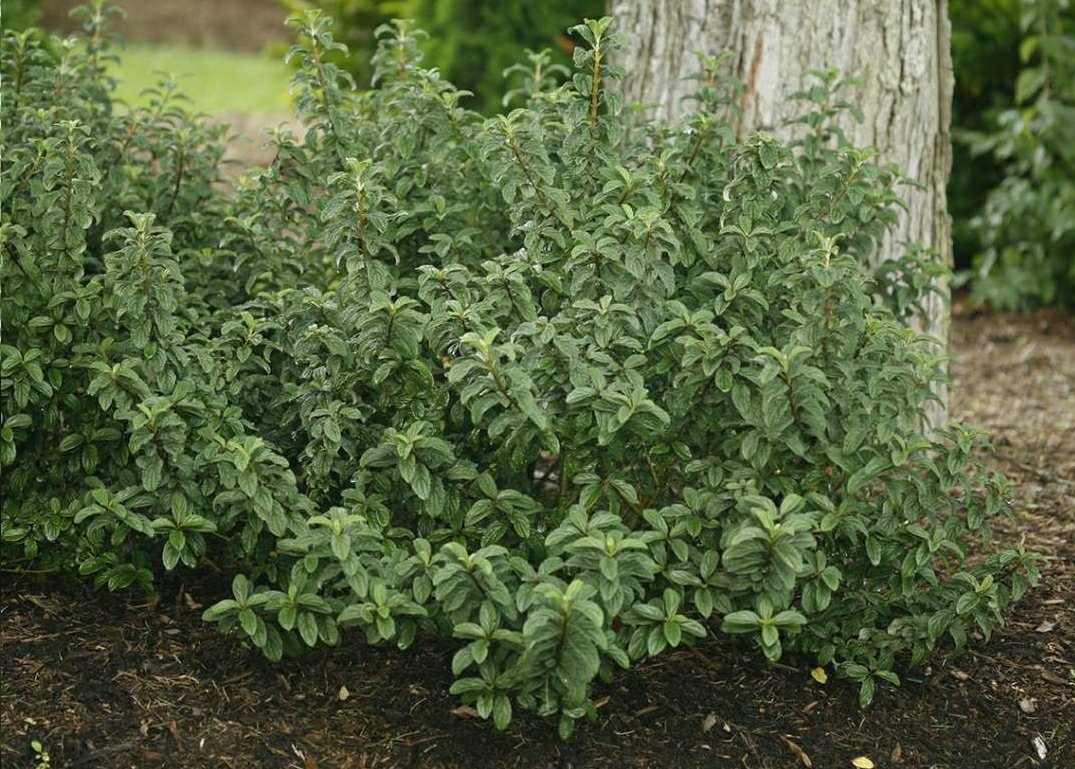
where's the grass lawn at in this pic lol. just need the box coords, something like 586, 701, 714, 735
109, 43, 292, 115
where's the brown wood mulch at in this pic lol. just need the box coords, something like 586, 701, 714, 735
2, 304, 1073, 769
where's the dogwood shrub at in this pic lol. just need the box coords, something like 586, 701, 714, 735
1, 5, 1041, 737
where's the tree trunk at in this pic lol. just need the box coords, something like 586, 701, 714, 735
611, 0, 953, 426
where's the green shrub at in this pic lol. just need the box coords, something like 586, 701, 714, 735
948, 0, 1024, 262
1, 5, 1042, 737
1, 0, 45, 33
959, 0, 1075, 310
288, 0, 604, 113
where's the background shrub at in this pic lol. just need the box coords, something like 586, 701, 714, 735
1, 0, 45, 32
1, 6, 1042, 737
948, 0, 1025, 262
957, 0, 1075, 309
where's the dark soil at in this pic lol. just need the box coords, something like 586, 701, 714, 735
2, 306, 1073, 769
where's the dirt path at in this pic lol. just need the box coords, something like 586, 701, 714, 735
2, 306, 1073, 769
42, 0, 288, 52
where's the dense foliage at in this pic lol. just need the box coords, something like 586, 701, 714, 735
291, 0, 603, 113
948, 0, 1025, 259
959, 0, 1075, 309
1, 5, 1042, 737
302, 0, 1075, 308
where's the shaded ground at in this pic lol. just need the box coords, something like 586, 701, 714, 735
2, 306, 1073, 769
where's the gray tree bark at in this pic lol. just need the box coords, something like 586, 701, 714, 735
611, 0, 953, 425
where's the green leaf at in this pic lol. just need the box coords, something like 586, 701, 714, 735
202, 599, 238, 622
772, 610, 806, 628
492, 694, 512, 730
956, 592, 979, 616
162, 542, 181, 571
760, 622, 779, 647
239, 608, 257, 637
59, 433, 85, 452
865, 536, 881, 566
278, 605, 298, 631
1015, 67, 1045, 103
298, 612, 319, 647
646, 626, 666, 656
721, 610, 761, 633
694, 589, 714, 618
858, 677, 876, 708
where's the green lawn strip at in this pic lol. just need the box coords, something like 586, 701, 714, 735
109, 43, 292, 115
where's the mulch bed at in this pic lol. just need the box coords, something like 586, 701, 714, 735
2, 305, 1073, 769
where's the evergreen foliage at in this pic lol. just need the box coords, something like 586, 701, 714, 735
1, 5, 1042, 737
